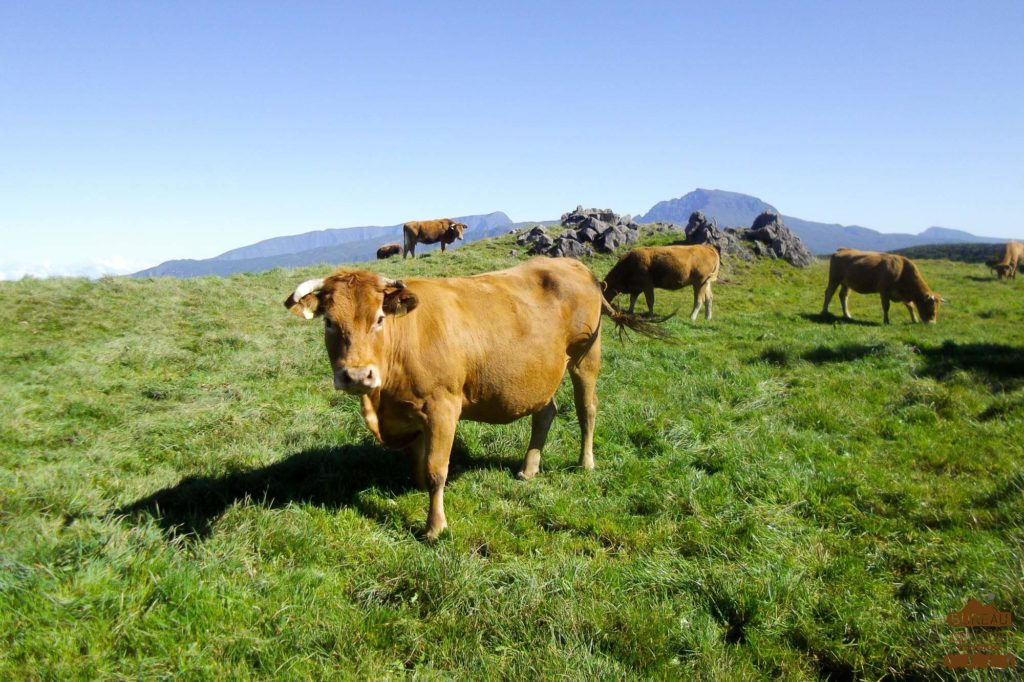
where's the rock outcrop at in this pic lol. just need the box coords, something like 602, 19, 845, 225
682, 210, 814, 267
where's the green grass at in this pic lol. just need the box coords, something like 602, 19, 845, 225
2, 234, 1022, 679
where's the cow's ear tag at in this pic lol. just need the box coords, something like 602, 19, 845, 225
383, 289, 419, 317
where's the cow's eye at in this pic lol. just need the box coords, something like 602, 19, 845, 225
376, 314, 385, 326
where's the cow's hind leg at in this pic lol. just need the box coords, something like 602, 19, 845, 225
690, 283, 704, 322
569, 333, 601, 471
704, 281, 713, 320
628, 293, 639, 314
881, 293, 891, 324
822, 281, 839, 315
644, 287, 655, 317
517, 399, 557, 481
839, 285, 852, 319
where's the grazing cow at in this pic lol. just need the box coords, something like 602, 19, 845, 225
602, 245, 720, 321
991, 241, 1023, 280
402, 218, 467, 259
283, 258, 667, 539
822, 248, 945, 324
376, 243, 402, 260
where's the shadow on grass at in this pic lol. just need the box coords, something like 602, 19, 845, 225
801, 343, 886, 364
798, 340, 1024, 391
917, 341, 1024, 391
964, 275, 998, 282
115, 438, 517, 539
799, 312, 879, 327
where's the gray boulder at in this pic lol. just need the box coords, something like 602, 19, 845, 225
526, 233, 555, 255
685, 211, 753, 261
743, 212, 814, 267
548, 236, 594, 259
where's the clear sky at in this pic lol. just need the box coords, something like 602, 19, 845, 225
2, 1, 1022, 277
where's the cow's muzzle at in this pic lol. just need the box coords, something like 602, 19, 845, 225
334, 365, 380, 394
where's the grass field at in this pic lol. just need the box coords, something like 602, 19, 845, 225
2, 232, 1022, 679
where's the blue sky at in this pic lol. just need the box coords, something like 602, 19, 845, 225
2, 1, 1022, 277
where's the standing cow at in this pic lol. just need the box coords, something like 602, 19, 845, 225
402, 218, 467, 259
284, 258, 666, 539
822, 248, 944, 324
991, 241, 1023, 280
602, 245, 720, 321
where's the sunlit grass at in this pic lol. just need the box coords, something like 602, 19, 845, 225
2, 234, 1022, 678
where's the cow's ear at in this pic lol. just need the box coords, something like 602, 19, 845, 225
383, 289, 419, 317
284, 278, 325, 319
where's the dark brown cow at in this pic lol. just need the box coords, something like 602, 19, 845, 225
402, 218, 467, 259
284, 258, 665, 539
822, 248, 944, 324
992, 241, 1023, 280
376, 243, 402, 260
602, 245, 720, 321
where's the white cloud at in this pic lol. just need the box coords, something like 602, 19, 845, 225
0, 256, 146, 281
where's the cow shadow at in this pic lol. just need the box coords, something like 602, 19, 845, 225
917, 342, 1024, 391
799, 312, 879, 327
115, 438, 518, 539
799, 340, 1024, 391
801, 343, 887, 364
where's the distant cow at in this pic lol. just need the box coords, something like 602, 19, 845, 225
822, 248, 944, 324
283, 258, 667, 539
376, 243, 402, 259
991, 241, 1023, 280
402, 218, 467, 259
602, 245, 720, 321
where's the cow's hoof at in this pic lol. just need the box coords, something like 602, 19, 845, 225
516, 469, 536, 481
424, 524, 448, 542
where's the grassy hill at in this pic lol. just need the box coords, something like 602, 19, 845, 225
2, 235, 1022, 678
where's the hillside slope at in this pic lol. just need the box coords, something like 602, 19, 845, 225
3, 235, 1022, 678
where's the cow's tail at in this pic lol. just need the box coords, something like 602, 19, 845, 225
706, 248, 721, 284
600, 297, 675, 341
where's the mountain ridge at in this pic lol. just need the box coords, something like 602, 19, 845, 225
133, 190, 1005, 277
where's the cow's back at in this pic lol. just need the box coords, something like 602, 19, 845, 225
383, 258, 602, 424
404, 219, 451, 244
612, 245, 717, 291
829, 248, 904, 293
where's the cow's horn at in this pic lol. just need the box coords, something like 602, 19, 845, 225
383, 278, 405, 289
292, 278, 325, 301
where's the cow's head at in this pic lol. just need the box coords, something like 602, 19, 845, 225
284, 271, 418, 394
448, 222, 467, 241
917, 293, 945, 323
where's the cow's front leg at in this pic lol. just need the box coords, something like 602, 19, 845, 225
905, 302, 918, 323
628, 293, 639, 314
441, 242, 447, 252
423, 403, 459, 541
518, 399, 556, 481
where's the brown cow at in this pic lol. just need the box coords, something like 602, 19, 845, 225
376, 243, 402, 259
991, 241, 1023, 280
822, 248, 945, 324
402, 218, 467, 259
283, 257, 666, 539
602, 245, 720, 321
